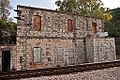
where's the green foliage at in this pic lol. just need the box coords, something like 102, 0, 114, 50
0, 20, 17, 44
55, 0, 112, 21
105, 8, 120, 37
0, 19, 17, 30
112, 8, 120, 21
104, 8, 120, 55
0, 0, 16, 44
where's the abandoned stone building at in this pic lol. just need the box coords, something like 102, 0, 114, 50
0, 5, 116, 71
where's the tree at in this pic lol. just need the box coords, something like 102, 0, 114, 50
0, 0, 12, 20
104, 8, 120, 37
55, 0, 112, 21
0, 19, 17, 44
104, 8, 120, 58
0, 0, 16, 44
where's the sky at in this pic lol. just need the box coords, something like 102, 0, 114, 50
9, 0, 120, 22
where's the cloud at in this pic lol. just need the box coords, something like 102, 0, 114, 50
101, 0, 120, 9
37, 0, 57, 9
50, 0, 58, 9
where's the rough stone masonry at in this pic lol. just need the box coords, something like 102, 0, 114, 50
0, 5, 116, 71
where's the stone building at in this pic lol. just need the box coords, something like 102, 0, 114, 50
0, 5, 116, 71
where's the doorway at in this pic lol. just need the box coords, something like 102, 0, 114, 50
2, 50, 11, 71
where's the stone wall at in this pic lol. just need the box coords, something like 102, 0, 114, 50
94, 38, 116, 62
15, 5, 116, 70
17, 66, 120, 80
86, 38, 116, 63
17, 5, 102, 38
16, 38, 85, 70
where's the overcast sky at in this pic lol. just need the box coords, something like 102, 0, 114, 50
9, 0, 120, 21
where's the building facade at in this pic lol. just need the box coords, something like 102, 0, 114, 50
0, 5, 116, 71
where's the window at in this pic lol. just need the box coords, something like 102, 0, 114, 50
68, 49, 74, 65
33, 47, 42, 63
55, 47, 64, 63
48, 57, 52, 63
33, 15, 41, 31
67, 19, 73, 32
92, 22, 97, 33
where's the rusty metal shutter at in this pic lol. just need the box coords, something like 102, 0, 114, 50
92, 22, 97, 33
67, 19, 73, 32
33, 16, 41, 31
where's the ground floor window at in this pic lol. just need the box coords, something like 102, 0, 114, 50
68, 49, 74, 65
55, 47, 64, 63
33, 47, 42, 63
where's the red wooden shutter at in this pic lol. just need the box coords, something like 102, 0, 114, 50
67, 19, 73, 32
33, 16, 41, 31
92, 22, 97, 33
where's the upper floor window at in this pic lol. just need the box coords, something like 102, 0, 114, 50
33, 47, 42, 63
33, 15, 41, 31
92, 22, 97, 33
67, 19, 73, 32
